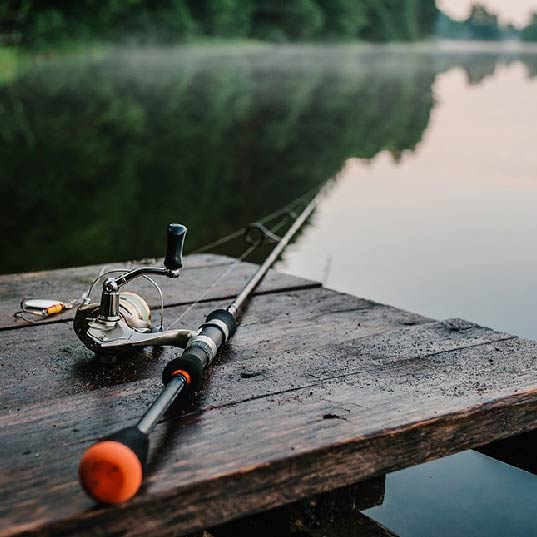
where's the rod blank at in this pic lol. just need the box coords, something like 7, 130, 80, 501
227, 192, 321, 317
136, 375, 186, 434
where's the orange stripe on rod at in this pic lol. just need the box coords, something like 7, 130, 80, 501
171, 369, 191, 385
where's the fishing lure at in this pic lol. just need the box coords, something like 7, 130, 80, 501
14, 298, 73, 321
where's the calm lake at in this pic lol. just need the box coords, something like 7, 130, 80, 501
2, 42, 537, 536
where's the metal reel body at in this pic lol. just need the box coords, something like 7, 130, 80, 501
74, 292, 152, 357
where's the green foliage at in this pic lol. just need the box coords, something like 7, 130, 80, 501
361, 0, 437, 42
0, 46, 30, 84
3, 0, 438, 48
521, 13, 537, 42
416, 0, 439, 38
24, 9, 69, 49
187, 0, 252, 37
251, 0, 325, 41
14, 0, 197, 46
316, 0, 367, 39
435, 2, 512, 41
466, 3, 501, 40
115, 1, 196, 43
362, 0, 402, 42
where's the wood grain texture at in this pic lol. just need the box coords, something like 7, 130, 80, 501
1, 262, 537, 537
0, 288, 427, 409
0, 253, 319, 330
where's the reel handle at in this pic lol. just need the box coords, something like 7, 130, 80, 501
164, 223, 187, 271
79, 427, 148, 504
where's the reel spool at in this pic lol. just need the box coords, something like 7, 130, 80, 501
117, 292, 152, 330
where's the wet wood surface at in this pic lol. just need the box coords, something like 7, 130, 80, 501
2, 255, 537, 536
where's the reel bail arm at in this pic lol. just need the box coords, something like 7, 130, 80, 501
98, 223, 187, 324
74, 223, 192, 357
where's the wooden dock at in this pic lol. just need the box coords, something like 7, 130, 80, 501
1, 254, 537, 536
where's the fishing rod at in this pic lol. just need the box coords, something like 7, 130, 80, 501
77, 191, 321, 505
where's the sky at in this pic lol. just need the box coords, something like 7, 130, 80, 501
438, 0, 537, 27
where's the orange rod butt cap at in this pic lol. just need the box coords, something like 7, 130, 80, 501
79, 440, 143, 504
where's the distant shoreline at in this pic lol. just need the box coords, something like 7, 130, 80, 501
2, 39, 537, 84
4, 37, 537, 53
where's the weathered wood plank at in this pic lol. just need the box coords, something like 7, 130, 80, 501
208, 477, 391, 537
0, 254, 319, 330
1, 276, 536, 536
302, 513, 397, 537
3, 366, 537, 537
0, 288, 427, 409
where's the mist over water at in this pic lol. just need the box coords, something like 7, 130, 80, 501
3, 43, 537, 536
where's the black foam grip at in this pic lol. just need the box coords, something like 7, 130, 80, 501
161, 309, 236, 392
105, 426, 149, 470
162, 346, 207, 390
206, 308, 237, 338
164, 223, 187, 271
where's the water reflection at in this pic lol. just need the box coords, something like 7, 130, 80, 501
279, 55, 537, 340
366, 451, 537, 537
3, 44, 537, 274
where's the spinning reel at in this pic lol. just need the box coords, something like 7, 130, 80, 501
73, 224, 195, 361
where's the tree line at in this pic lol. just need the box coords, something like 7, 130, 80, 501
521, 13, 537, 42
436, 3, 537, 42
1, 0, 438, 48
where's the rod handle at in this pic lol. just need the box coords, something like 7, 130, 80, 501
162, 348, 206, 391
79, 426, 148, 504
164, 223, 187, 271
162, 309, 237, 390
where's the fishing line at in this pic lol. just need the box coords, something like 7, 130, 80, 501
13, 183, 325, 327
190, 182, 324, 254
164, 242, 259, 331
155, 187, 317, 330
165, 212, 292, 331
